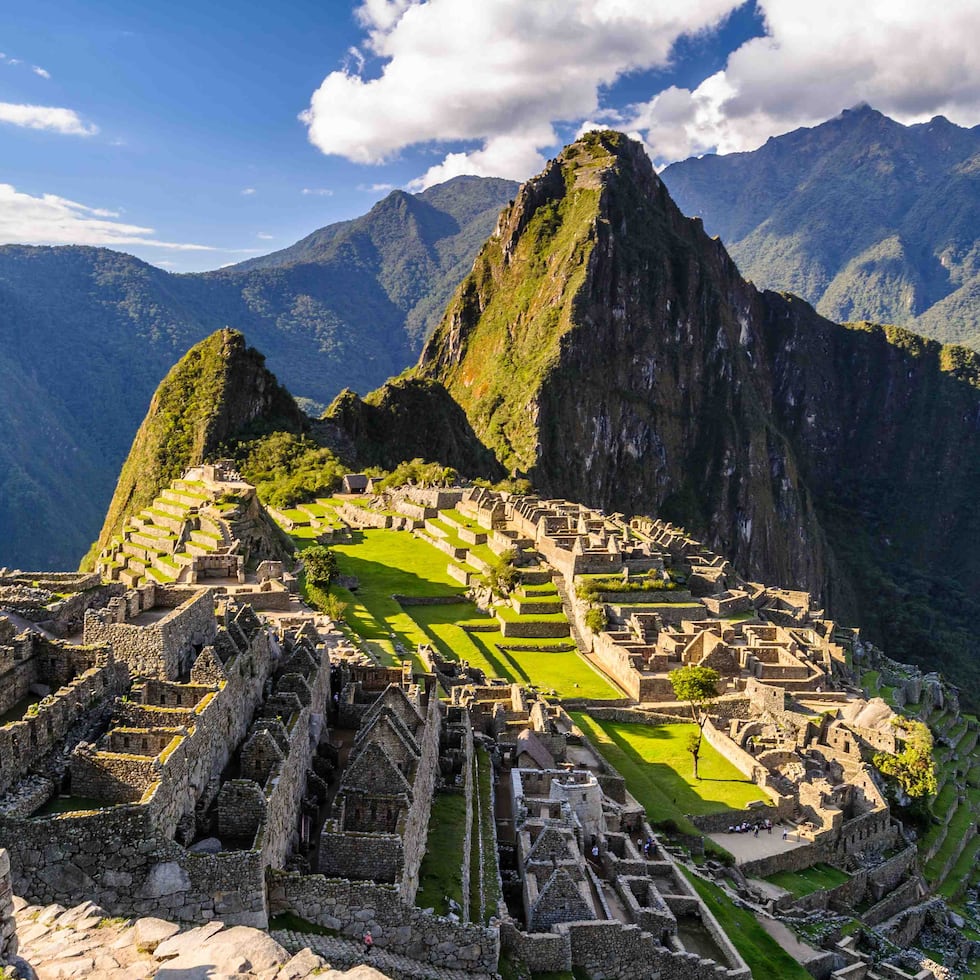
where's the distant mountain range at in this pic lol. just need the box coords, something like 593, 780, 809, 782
0, 175, 517, 569
662, 104, 980, 348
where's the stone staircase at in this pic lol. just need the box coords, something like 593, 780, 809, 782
97, 478, 236, 589
272, 931, 494, 980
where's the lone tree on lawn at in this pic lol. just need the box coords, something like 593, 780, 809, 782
669, 664, 721, 780
303, 544, 338, 590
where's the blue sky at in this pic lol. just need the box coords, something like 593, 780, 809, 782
2, 0, 978, 272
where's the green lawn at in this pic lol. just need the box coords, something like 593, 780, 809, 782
416, 791, 468, 915
765, 863, 849, 897
684, 871, 812, 980
572, 715, 768, 822
407, 603, 621, 700
324, 530, 464, 667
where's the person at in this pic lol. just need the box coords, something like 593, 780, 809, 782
363, 931, 373, 956
591, 844, 599, 859
753, 824, 759, 837
766, 818, 772, 835
782, 828, 788, 841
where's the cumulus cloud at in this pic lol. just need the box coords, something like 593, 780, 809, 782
630, 0, 980, 162
0, 102, 98, 136
32, 65, 50, 79
300, 0, 738, 186
301, 0, 980, 184
0, 183, 217, 250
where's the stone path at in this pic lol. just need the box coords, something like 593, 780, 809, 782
757, 917, 826, 965
273, 931, 495, 980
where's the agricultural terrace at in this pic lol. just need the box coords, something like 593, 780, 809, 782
293, 523, 621, 699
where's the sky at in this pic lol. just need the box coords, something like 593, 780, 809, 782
2, 0, 979, 272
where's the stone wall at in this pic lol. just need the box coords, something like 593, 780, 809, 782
0, 849, 17, 965
84, 589, 217, 679
863, 877, 925, 927
1, 626, 276, 923
499, 921, 571, 973
398, 692, 442, 902
558, 919, 749, 980
267, 871, 500, 974
318, 829, 403, 881
0, 655, 128, 798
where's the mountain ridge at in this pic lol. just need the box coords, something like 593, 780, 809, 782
661, 105, 980, 348
0, 175, 517, 569
409, 129, 980, 699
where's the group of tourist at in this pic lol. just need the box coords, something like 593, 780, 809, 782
727, 818, 773, 836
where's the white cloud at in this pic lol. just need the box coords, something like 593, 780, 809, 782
300, 0, 739, 186
301, 187, 333, 196
0, 183, 217, 250
241, 187, 256, 196
256, 232, 274, 239
0, 102, 98, 136
357, 182, 394, 192
630, 0, 980, 162
32, 65, 50, 79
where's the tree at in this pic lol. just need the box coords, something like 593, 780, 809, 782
303, 544, 338, 589
484, 549, 519, 597
669, 664, 721, 779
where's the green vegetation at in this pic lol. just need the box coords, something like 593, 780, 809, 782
238, 431, 347, 509
83, 328, 303, 567
420, 133, 622, 472
374, 457, 458, 490
415, 791, 468, 915
683, 870, 812, 980
483, 549, 520, 597
572, 715, 767, 829
765, 863, 849, 897
471, 745, 502, 924
326, 530, 464, 667
576, 573, 679, 601
584, 606, 607, 633
302, 544, 338, 589
874, 718, 938, 799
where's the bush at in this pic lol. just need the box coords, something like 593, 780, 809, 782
237, 431, 347, 509
584, 606, 607, 633
303, 545, 338, 588
374, 458, 458, 490
484, 549, 519, 597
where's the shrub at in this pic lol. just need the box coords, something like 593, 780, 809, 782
584, 606, 607, 633
303, 545, 338, 588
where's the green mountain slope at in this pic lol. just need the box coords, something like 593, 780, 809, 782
661, 105, 980, 346
0, 175, 516, 568
415, 130, 980, 702
83, 328, 305, 568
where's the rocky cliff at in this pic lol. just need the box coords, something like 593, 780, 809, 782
84, 328, 304, 567
417, 130, 980, 699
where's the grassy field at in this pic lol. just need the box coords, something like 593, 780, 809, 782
326, 530, 465, 667
416, 791, 468, 915
572, 715, 768, 820
765, 863, 849, 897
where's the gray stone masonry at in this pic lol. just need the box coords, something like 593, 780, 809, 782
0, 849, 17, 964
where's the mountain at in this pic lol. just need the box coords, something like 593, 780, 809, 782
85, 328, 305, 567
411, 130, 980, 701
0, 175, 517, 569
661, 105, 980, 348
